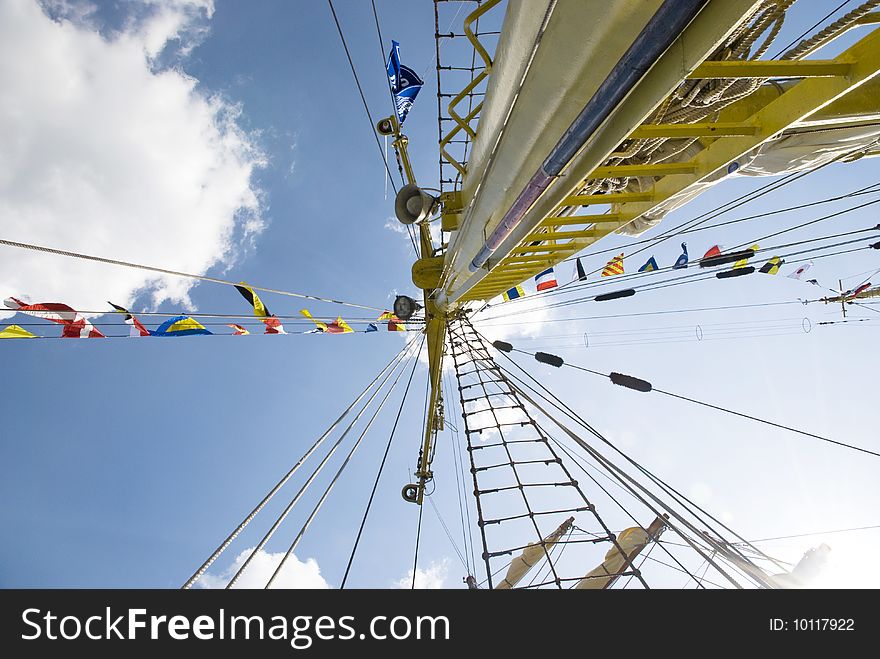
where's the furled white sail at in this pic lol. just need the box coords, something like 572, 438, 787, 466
495, 517, 574, 589
574, 527, 650, 589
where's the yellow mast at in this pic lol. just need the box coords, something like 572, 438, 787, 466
380, 113, 447, 506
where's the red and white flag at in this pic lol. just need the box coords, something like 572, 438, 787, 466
262, 316, 287, 334
4, 297, 105, 338
534, 267, 558, 292
786, 261, 813, 281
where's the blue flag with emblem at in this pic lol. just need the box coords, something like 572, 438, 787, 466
673, 242, 688, 269
386, 40, 424, 124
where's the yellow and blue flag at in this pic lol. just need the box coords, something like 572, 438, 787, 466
503, 285, 525, 302
638, 256, 658, 272
151, 316, 212, 337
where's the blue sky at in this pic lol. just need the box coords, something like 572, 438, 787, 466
1, 0, 878, 589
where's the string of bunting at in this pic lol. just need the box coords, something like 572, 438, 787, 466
1, 283, 412, 340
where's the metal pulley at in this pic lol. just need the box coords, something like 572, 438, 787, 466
394, 294, 421, 320
401, 483, 419, 504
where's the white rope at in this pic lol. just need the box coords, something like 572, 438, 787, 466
0, 238, 384, 312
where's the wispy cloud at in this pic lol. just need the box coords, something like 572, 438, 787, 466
392, 558, 450, 589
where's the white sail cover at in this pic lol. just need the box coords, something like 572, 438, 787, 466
771, 544, 831, 588
574, 526, 650, 589
495, 517, 573, 589
616, 123, 880, 236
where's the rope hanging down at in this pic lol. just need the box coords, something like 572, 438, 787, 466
341, 336, 425, 588
226, 338, 417, 589
181, 338, 415, 589
0, 238, 383, 312
265, 342, 417, 589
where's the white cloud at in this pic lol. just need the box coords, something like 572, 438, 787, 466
393, 558, 450, 589
384, 216, 411, 237
39, 0, 97, 26
131, 0, 216, 60
0, 0, 265, 314
196, 547, 331, 589
384, 216, 444, 254
472, 292, 553, 342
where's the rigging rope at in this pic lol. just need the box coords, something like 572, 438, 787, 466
510, 148, 866, 305
780, 0, 880, 60
265, 342, 416, 588
340, 336, 425, 588
481, 336, 877, 582
748, 523, 880, 543
481, 195, 880, 312
480, 334, 788, 579
443, 368, 476, 575
771, 0, 853, 58
224, 337, 417, 589
549, 437, 708, 587
476, 238, 877, 322
370, 0, 405, 190
642, 551, 727, 589
652, 387, 880, 459
410, 370, 431, 589
426, 493, 471, 573
411, 500, 424, 589
181, 339, 413, 589
508, 380, 760, 588
326, 0, 400, 197
0, 238, 384, 312
550, 178, 880, 270
368, 0, 421, 257
499, 341, 880, 459
448, 317, 646, 589
477, 300, 803, 328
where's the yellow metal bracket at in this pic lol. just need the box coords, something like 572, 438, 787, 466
438, 0, 502, 179
460, 23, 880, 303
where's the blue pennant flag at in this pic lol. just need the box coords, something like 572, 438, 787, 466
673, 242, 688, 269
366, 323, 379, 333
386, 40, 424, 124
638, 256, 659, 272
